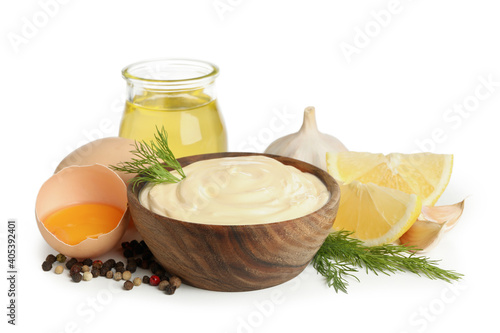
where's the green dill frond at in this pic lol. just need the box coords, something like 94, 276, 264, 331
110, 126, 185, 189
312, 230, 463, 293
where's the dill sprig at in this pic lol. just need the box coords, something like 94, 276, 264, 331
110, 126, 186, 188
312, 230, 463, 293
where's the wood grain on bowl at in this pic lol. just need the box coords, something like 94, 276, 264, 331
127, 152, 340, 292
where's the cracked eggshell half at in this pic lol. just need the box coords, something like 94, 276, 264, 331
35, 164, 129, 259
54, 137, 137, 183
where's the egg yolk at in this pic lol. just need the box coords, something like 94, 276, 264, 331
43, 203, 124, 245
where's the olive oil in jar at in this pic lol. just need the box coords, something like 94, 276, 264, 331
118, 59, 227, 158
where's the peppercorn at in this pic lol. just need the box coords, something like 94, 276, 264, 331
153, 268, 165, 277
149, 261, 159, 274
81, 265, 90, 273
115, 265, 125, 273
169, 276, 182, 289
54, 265, 64, 274
165, 284, 176, 295
126, 262, 137, 273
140, 260, 149, 270
122, 271, 132, 281
46, 254, 57, 264
106, 270, 114, 279
42, 261, 52, 272
135, 258, 143, 267
158, 280, 170, 291
66, 258, 78, 269
123, 280, 134, 290
132, 240, 143, 255
123, 248, 134, 258
104, 259, 116, 268
133, 277, 142, 286
56, 253, 66, 263
149, 275, 160, 286
82, 271, 93, 281
133, 245, 144, 255
91, 268, 100, 278
121, 241, 130, 249
142, 250, 153, 261
113, 272, 122, 281
82, 258, 92, 266
72, 273, 83, 283
92, 260, 103, 269
70, 264, 82, 276
100, 267, 110, 277
142, 276, 150, 284
115, 261, 124, 268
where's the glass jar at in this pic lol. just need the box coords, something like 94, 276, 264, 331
119, 59, 227, 158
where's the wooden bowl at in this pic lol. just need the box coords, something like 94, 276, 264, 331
127, 152, 340, 292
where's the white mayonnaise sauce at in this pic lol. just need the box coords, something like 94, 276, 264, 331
139, 156, 329, 225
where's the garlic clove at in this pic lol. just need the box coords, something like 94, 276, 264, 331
420, 199, 465, 232
399, 199, 465, 252
264, 106, 347, 170
399, 219, 445, 252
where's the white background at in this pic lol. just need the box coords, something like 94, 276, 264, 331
1, 0, 499, 332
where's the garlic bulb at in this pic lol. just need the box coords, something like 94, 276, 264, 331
264, 106, 348, 170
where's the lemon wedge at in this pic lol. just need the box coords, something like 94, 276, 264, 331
326, 152, 453, 206
334, 181, 422, 246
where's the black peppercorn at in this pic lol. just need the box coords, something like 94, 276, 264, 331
142, 276, 150, 284
140, 260, 149, 270
126, 262, 137, 273
142, 250, 153, 261
140, 240, 148, 250
72, 272, 83, 283
123, 248, 134, 258
121, 241, 130, 249
66, 258, 78, 269
135, 258, 143, 267
100, 267, 110, 277
104, 259, 116, 268
115, 265, 125, 273
91, 268, 100, 278
124, 280, 134, 291
56, 253, 66, 263
165, 284, 176, 295
153, 268, 165, 277
46, 254, 57, 264
149, 261, 159, 273
70, 264, 82, 276
42, 261, 52, 271
132, 241, 143, 255
82, 258, 92, 266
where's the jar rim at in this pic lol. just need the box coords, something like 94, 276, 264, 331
122, 58, 219, 86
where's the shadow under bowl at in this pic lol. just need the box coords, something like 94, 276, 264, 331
127, 152, 340, 292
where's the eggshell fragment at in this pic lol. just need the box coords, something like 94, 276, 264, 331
35, 164, 129, 259
55, 137, 137, 183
